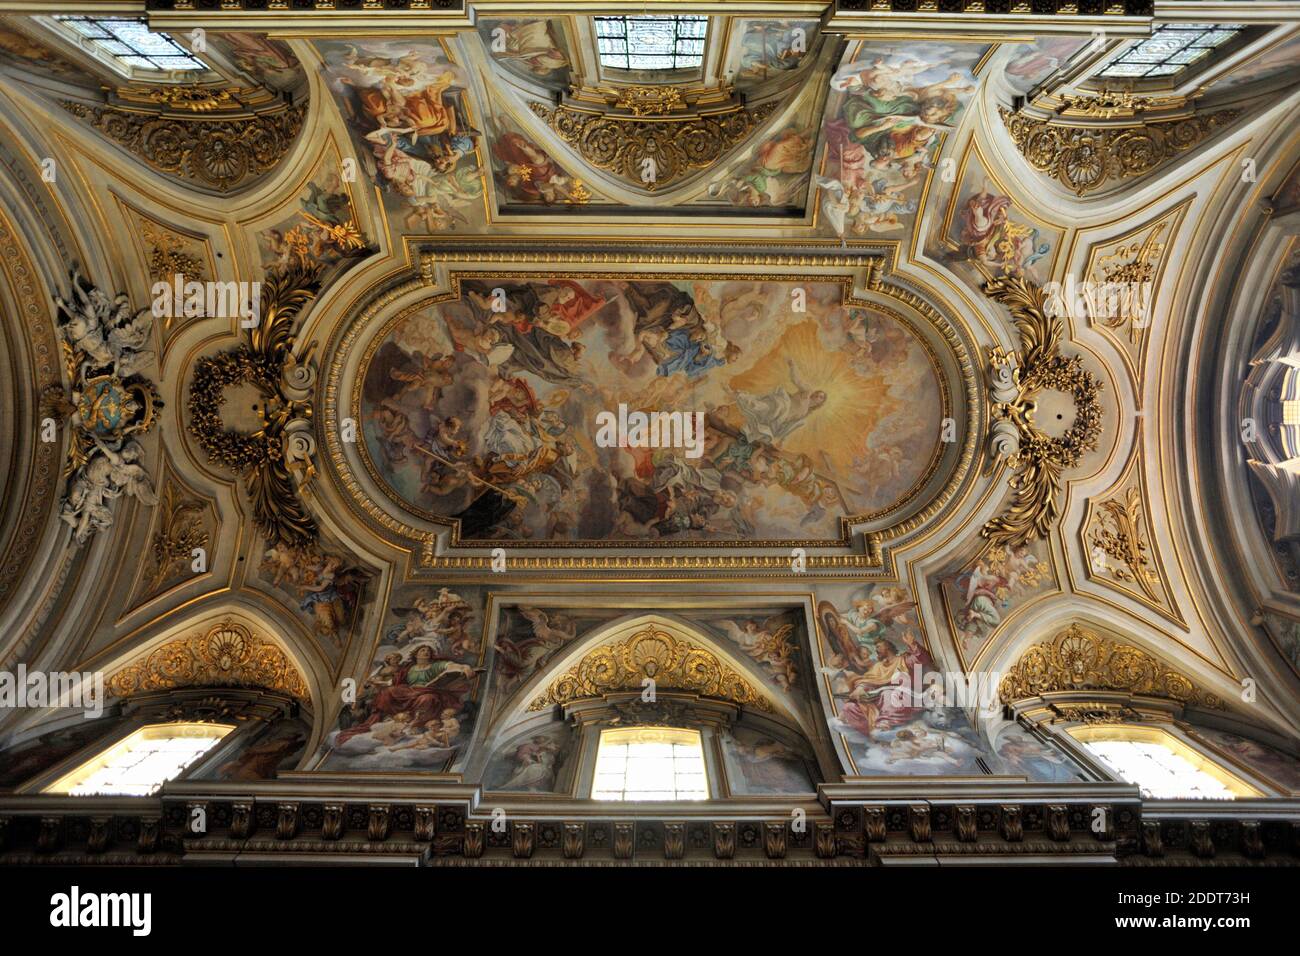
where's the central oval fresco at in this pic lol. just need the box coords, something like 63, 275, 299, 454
357, 275, 947, 544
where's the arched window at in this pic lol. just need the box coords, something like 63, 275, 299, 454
1071, 725, 1261, 799
52, 16, 206, 75
594, 15, 707, 73
591, 727, 708, 801
44, 722, 233, 796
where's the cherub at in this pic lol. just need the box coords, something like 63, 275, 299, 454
369, 713, 414, 747
390, 708, 461, 750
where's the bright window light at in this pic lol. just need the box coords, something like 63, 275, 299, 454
1072, 726, 1262, 800
45, 722, 233, 796
595, 16, 707, 72
592, 727, 708, 801
1099, 23, 1244, 79
54, 16, 206, 73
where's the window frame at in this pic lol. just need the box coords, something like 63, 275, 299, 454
590, 725, 710, 802
1069, 724, 1264, 799
43, 14, 211, 82
1083, 22, 1263, 94
43, 721, 235, 797
593, 14, 709, 78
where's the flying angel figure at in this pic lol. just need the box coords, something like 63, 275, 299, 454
716, 614, 799, 689
54, 266, 155, 379
493, 606, 577, 687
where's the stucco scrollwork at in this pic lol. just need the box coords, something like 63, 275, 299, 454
105, 619, 309, 703
1000, 105, 1241, 196
999, 624, 1221, 709
528, 625, 771, 712
982, 274, 1103, 548
186, 262, 323, 547
60, 100, 306, 193
529, 100, 778, 191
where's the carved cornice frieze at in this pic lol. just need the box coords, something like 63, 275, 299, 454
1000, 105, 1240, 196
6, 790, 1295, 865
999, 624, 1222, 709
982, 274, 1104, 547
528, 625, 770, 713
104, 619, 309, 703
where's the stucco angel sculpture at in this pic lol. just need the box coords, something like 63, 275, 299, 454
51, 267, 161, 545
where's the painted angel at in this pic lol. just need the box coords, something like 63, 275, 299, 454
716, 615, 799, 689
493, 606, 576, 687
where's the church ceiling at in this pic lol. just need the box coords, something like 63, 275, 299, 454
1, 2, 1300, 874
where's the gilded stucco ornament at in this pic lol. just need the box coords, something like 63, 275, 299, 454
46, 268, 162, 545
105, 619, 308, 703
612, 86, 686, 116
1088, 487, 1159, 600
528, 625, 771, 712
999, 624, 1222, 709
982, 274, 1103, 548
60, 98, 305, 193
1000, 104, 1241, 196
144, 480, 211, 595
186, 262, 323, 547
529, 100, 778, 191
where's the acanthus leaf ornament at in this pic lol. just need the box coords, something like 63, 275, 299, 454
104, 619, 308, 703
186, 261, 324, 547
60, 99, 305, 194
48, 267, 162, 545
1088, 487, 1160, 601
982, 274, 1103, 548
528, 100, 778, 191
999, 623, 1221, 709
1000, 104, 1241, 197
145, 480, 210, 595
528, 625, 770, 713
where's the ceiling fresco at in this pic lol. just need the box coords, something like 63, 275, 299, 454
357, 276, 945, 544
817, 40, 984, 237
1, 2, 1300, 879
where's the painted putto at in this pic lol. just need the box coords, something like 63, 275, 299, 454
318, 39, 485, 231
360, 278, 943, 543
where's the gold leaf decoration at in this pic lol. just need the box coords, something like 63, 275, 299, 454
528, 625, 771, 712
60, 100, 305, 193
186, 260, 323, 547
999, 104, 1240, 196
998, 623, 1221, 709
144, 480, 211, 595
115, 85, 241, 112
105, 619, 308, 703
1093, 220, 1166, 346
1088, 487, 1159, 600
982, 274, 1104, 547
528, 100, 778, 191
138, 220, 208, 288
1056, 91, 1186, 120
612, 85, 685, 116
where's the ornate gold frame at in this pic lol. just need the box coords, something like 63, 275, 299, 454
318, 252, 982, 571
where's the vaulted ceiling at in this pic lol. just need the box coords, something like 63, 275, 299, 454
0, 2, 1299, 801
